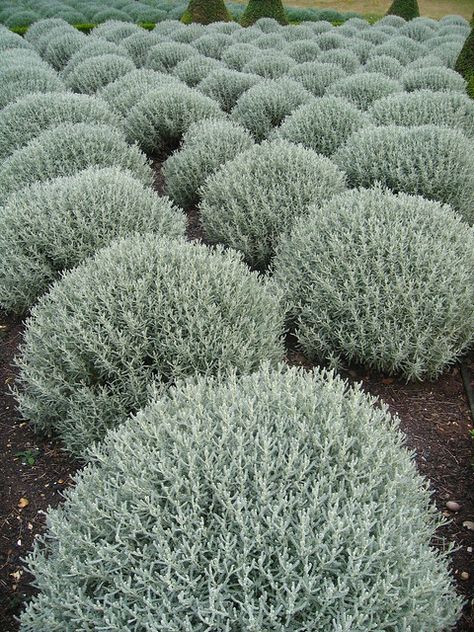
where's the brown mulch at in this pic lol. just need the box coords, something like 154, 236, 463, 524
0, 163, 473, 631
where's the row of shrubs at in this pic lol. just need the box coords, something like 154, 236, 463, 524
0, 15, 471, 630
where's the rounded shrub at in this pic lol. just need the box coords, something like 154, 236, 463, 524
15, 235, 284, 454
0, 49, 49, 72
0, 123, 152, 205
120, 31, 162, 66
220, 42, 260, 70
231, 78, 313, 141
173, 55, 222, 87
0, 167, 185, 313
406, 54, 446, 69
363, 54, 403, 78
254, 33, 286, 51
43, 30, 87, 71
193, 32, 231, 59
198, 68, 261, 112
24, 18, 69, 45
61, 40, 130, 80
91, 9, 134, 26
368, 90, 474, 138
327, 72, 403, 110
0, 66, 66, 110
4, 9, 39, 28
287, 61, 347, 97
274, 96, 370, 156
0, 92, 120, 163
284, 39, 321, 63
64, 54, 136, 94
145, 41, 195, 73
242, 53, 295, 79
315, 31, 348, 51
334, 124, 474, 220
170, 23, 207, 43
35, 24, 77, 57
125, 85, 225, 155
274, 186, 474, 379
163, 119, 254, 208
318, 48, 361, 73
200, 140, 346, 267
19, 363, 462, 629
367, 41, 413, 65
401, 66, 467, 92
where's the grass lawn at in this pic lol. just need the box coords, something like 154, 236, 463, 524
234, 0, 473, 19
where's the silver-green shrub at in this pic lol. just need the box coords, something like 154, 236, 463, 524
61, 40, 130, 80
274, 186, 474, 379
363, 54, 403, 78
242, 53, 296, 79
19, 363, 462, 630
173, 55, 222, 88
327, 72, 402, 110
90, 20, 139, 42
368, 90, 474, 139
0, 123, 152, 205
64, 53, 136, 94
0, 66, 66, 109
198, 68, 261, 112
220, 42, 260, 70
163, 119, 254, 208
231, 79, 313, 141
120, 31, 162, 66
273, 96, 370, 157
193, 33, 231, 60
43, 30, 87, 71
284, 39, 321, 63
145, 42, 195, 73
125, 85, 225, 155
0, 166, 185, 312
24, 18, 68, 45
287, 61, 347, 96
334, 124, 474, 220
15, 235, 284, 454
318, 48, 361, 73
401, 66, 467, 92
0, 92, 120, 162
315, 30, 348, 51
200, 140, 346, 267
0, 49, 49, 72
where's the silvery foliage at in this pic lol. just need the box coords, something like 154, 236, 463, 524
242, 53, 296, 79
193, 33, 231, 60
0, 167, 185, 313
363, 54, 403, 78
90, 20, 141, 43
145, 42, 195, 73
64, 53, 136, 94
368, 91, 474, 139
200, 140, 346, 268
318, 48, 361, 73
198, 68, 261, 112
407, 54, 446, 70
284, 39, 321, 63
16, 235, 284, 455
273, 96, 370, 157
125, 85, 225, 155
19, 364, 462, 631
0, 65, 66, 109
0, 49, 50, 72
367, 41, 413, 65
98, 69, 182, 118
401, 67, 467, 92
346, 38, 375, 63
173, 55, 222, 88
120, 31, 162, 66
163, 119, 254, 208
43, 30, 87, 70
61, 40, 130, 80
255, 34, 286, 50
327, 72, 403, 110
315, 31, 348, 51
333, 125, 474, 221
170, 23, 206, 44
0, 122, 152, 205
274, 186, 474, 380
0, 92, 120, 162
288, 61, 347, 96
35, 24, 77, 56
220, 43, 260, 70
231, 79, 313, 141
24, 18, 68, 45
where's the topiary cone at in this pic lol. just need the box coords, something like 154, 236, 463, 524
241, 0, 288, 26
183, 0, 230, 24
386, 0, 420, 21
455, 26, 474, 82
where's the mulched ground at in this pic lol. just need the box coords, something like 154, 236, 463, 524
0, 165, 473, 631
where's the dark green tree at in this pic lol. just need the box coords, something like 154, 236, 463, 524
386, 0, 420, 20
454, 26, 474, 82
182, 0, 230, 24
241, 0, 288, 26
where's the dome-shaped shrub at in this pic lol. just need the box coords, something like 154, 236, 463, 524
173, 55, 222, 87
0, 66, 66, 109
242, 53, 295, 79
170, 23, 207, 43
0, 123, 152, 205
220, 42, 260, 70
0, 92, 120, 162
287, 61, 347, 96
274, 96, 370, 156
120, 31, 162, 66
163, 119, 254, 208
0, 49, 49, 72
193, 33, 231, 59
254, 33, 286, 50
318, 48, 361, 73
4, 9, 39, 28
35, 24, 77, 56
198, 68, 261, 112
406, 54, 446, 69
43, 30, 87, 71
145, 41, 195, 73
15, 235, 284, 454
334, 124, 474, 220
64, 53, 136, 94
327, 72, 402, 110
401, 66, 467, 92
315, 30, 348, 51
367, 41, 413, 64
91, 10, 134, 26
61, 40, 130, 79
284, 39, 321, 63
19, 363, 462, 629
0, 167, 185, 313
125, 85, 225, 155
274, 186, 474, 379
368, 90, 474, 138
200, 140, 346, 267
24, 18, 69, 45
231, 78, 313, 141
363, 54, 403, 78
0, 29, 33, 52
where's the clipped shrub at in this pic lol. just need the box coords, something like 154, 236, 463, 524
0, 92, 120, 162
0, 167, 185, 313
231, 78, 313, 141
61, 40, 130, 79
64, 53, 136, 94
4, 9, 39, 28
327, 72, 402, 110
173, 55, 222, 87
171, 23, 207, 42
125, 85, 225, 155
407, 54, 446, 69
43, 31, 88, 71
334, 124, 474, 220
378, 14, 407, 27
19, 364, 462, 629
454, 26, 474, 80
367, 41, 412, 65
284, 39, 321, 63
35, 24, 77, 56
386, 0, 419, 21
242, 53, 295, 79
120, 31, 162, 66
254, 33, 286, 50
15, 235, 284, 454
145, 41, 195, 72
92, 8, 133, 24
183, 0, 230, 24
288, 61, 347, 97
315, 31, 348, 51
200, 140, 346, 267
193, 32, 231, 59
0, 66, 66, 110
0, 123, 152, 205
368, 90, 474, 138
241, 1, 288, 27
0, 49, 49, 72
318, 48, 361, 73
163, 119, 254, 207
198, 68, 260, 111
274, 186, 474, 379
24, 18, 68, 45
220, 42, 260, 70
274, 96, 370, 156
363, 54, 403, 78
401, 66, 467, 92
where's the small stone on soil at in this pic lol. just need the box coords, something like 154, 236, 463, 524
446, 501, 461, 512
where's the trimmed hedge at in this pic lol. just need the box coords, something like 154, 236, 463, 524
241, 2, 288, 27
